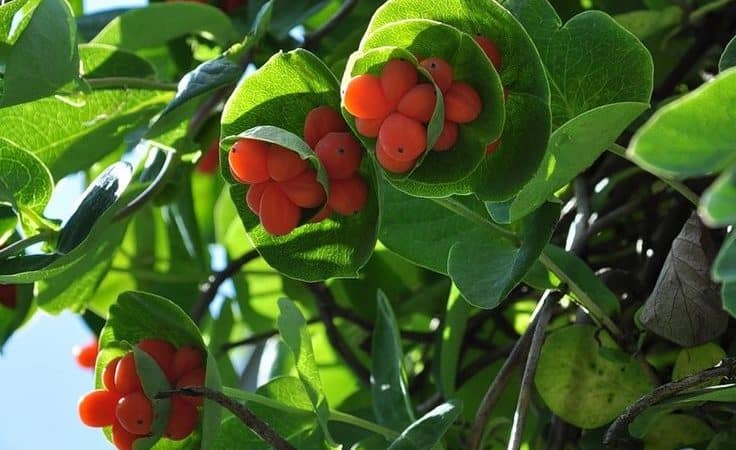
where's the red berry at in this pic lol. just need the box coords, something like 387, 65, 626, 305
474, 35, 502, 71
433, 121, 459, 151
344, 74, 393, 119
266, 145, 308, 182
73, 340, 98, 369
355, 117, 383, 138
112, 421, 138, 450
303, 106, 347, 149
315, 132, 363, 180
196, 139, 220, 174
116, 392, 153, 435
103, 357, 121, 392
329, 175, 368, 216
115, 352, 142, 394
177, 367, 206, 408
310, 205, 333, 223
165, 396, 199, 440
419, 57, 453, 92
397, 83, 437, 123
0, 284, 16, 309
79, 390, 121, 428
229, 139, 270, 184
486, 139, 501, 155
280, 170, 327, 208
259, 184, 301, 236
378, 113, 427, 162
445, 82, 482, 123
172, 346, 204, 381
221, 0, 245, 13
380, 59, 419, 107
246, 181, 271, 215
138, 339, 176, 382
376, 140, 417, 174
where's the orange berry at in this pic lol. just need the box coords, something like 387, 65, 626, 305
486, 139, 501, 155
329, 175, 368, 215
376, 140, 417, 174
266, 145, 308, 181
310, 205, 333, 223
138, 339, 176, 383
445, 82, 482, 123
259, 184, 300, 236
172, 346, 204, 381
116, 392, 153, 435
246, 181, 271, 215
280, 170, 327, 208
103, 357, 121, 392
315, 132, 363, 180
196, 139, 220, 174
114, 352, 142, 394
419, 57, 453, 92
344, 74, 393, 119
79, 390, 121, 428
433, 121, 459, 151
165, 396, 199, 440
112, 421, 138, 450
355, 117, 383, 138
177, 367, 206, 408
303, 106, 348, 149
380, 59, 419, 106
73, 340, 98, 369
397, 83, 437, 123
474, 35, 502, 71
228, 139, 270, 184
378, 113, 427, 162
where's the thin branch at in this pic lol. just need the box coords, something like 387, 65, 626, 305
86, 77, 179, 91
604, 358, 736, 448
113, 149, 178, 222
157, 387, 295, 450
302, 0, 359, 50
220, 317, 322, 353
190, 250, 261, 322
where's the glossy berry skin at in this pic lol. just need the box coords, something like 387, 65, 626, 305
246, 181, 271, 215
196, 139, 220, 174
79, 390, 121, 428
444, 82, 482, 124
419, 57, 453, 92
165, 396, 199, 440
73, 340, 99, 369
378, 113, 427, 162
303, 106, 347, 149
397, 83, 437, 123
177, 367, 206, 408
433, 121, 459, 151
258, 184, 300, 236
310, 205, 332, 223
474, 35, 502, 71
355, 117, 383, 138
328, 176, 368, 216
344, 74, 393, 119
315, 132, 363, 180
172, 346, 203, 381
115, 352, 142, 394
376, 141, 416, 174
103, 357, 121, 392
380, 59, 419, 106
221, 0, 246, 13
138, 339, 176, 382
280, 170, 326, 208
0, 284, 16, 309
112, 421, 138, 450
116, 392, 154, 435
229, 139, 270, 184
266, 145, 308, 182
486, 139, 501, 155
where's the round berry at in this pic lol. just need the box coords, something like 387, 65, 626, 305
355, 117, 383, 138
177, 367, 206, 408
266, 145, 308, 182
419, 57, 453, 92
196, 139, 220, 174
259, 184, 300, 236
474, 35, 502, 71
328, 175, 368, 216
246, 181, 271, 215
172, 346, 204, 381
114, 352, 142, 394
380, 59, 419, 107
138, 339, 176, 382
303, 106, 347, 149
486, 139, 501, 155
433, 121, 459, 151
116, 392, 153, 435
445, 82, 482, 124
310, 205, 333, 223
165, 396, 199, 441
344, 74, 393, 119
103, 357, 121, 392
73, 340, 98, 369
378, 113, 427, 162
376, 140, 417, 174
0, 284, 17, 309
397, 83, 437, 123
112, 421, 139, 450
315, 132, 363, 180
79, 390, 121, 428
280, 170, 327, 208
229, 139, 270, 184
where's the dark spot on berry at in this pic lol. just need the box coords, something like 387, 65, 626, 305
398, 147, 404, 153
430, 62, 436, 69
338, 147, 345, 154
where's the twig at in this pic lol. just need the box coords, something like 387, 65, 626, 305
604, 358, 736, 448
507, 291, 557, 450
157, 386, 295, 450
220, 317, 322, 353
302, 0, 359, 50
86, 77, 178, 91
113, 149, 178, 222
190, 250, 261, 322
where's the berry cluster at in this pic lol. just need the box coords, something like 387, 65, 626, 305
472, 34, 504, 154
73, 340, 99, 369
78, 339, 205, 450
0, 284, 16, 309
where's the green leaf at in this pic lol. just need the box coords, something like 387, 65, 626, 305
387, 400, 462, 450
724, 281, 736, 317
672, 343, 726, 382
714, 233, 736, 283
448, 202, 558, 309
642, 414, 714, 450
80, 43, 156, 79
0, 0, 79, 107
277, 298, 335, 444
91, 2, 234, 51
0, 141, 53, 232
221, 49, 379, 281
372, 291, 415, 429
719, 34, 736, 72
613, 7, 682, 41
132, 348, 172, 450
535, 324, 653, 429
629, 69, 736, 178
436, 285, 469, 397
700, 165, 736, 227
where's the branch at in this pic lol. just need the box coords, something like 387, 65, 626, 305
157, 387, 295, 450
220, 317, 322, 353
302, 0, 359, 50
86, 77, 178, 91
190, 250, 261, 322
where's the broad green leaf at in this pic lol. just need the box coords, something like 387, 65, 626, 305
221, 49, 379, 281
387, 400, 462, 450
0, 141, 53, 233
91, 2, 234, 51
363, 0, 552, 201
448, 202, 559, 309
672, 343, 726, 382
629, 69, 736, 178
80, 43, 157, 79
372, 291, 415, 429
436, 285, 469, 397
724, 281, 736, 317
613, 7, 682, 41
642, 414, 714, 450
0, 0, 79, 107
700, 165, 736, 227
535, 324, 653, 429
719, 34, 736, 72
714, 233, 736, 283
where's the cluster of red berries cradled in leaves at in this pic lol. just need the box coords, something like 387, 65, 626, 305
73, 340, 99, 369
78, 339, 206, 450
472, 34, 504, 155
0, 284, 17, 309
